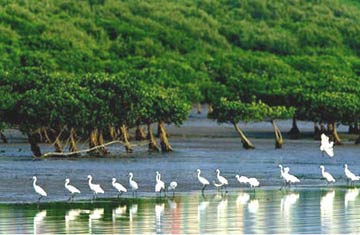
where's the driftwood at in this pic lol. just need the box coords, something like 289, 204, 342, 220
41, 140, 122, 157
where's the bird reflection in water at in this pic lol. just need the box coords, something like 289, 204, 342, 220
112, 205, 127, 222
65, 209, 90, 233
248, 199, 259, 214
320, 190, 335, 231
155, 203, 165, 233
345, 188, 359, 209
33, 210, 47, 235
236, 192, 250, 207
88, 208, 104, 234
280, 192, 299, 217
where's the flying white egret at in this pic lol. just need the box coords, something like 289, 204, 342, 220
128, 172, 138, 197
319, 165, 335, 184
168, 181, 178, 197
196, 169, 210, 193
32, 176, 47, 202
155, 171, 165, 197
320, 133, 334, 157
216, 169, 229, 192
112, 178, 127, 198
87, 175, 104, 199
344, 164, 360, 186
65, 178, 80, 201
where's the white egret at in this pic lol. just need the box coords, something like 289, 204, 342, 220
65, 178, 80, 201
87, 175, 104, 199
216, 169, 228, 191
344, 164, 360, 186
320, 133, 334, 157
319, 165, 335, 184
279, 165, 300, 189
168, 181, 178, 197
196, 169, 210, 192
112, 178, 127, 198
213, 180, 224, 192
128, 172, 138, 197
235, 175, 259, 190
155, 171, 165, 197
32, 176, 47, 202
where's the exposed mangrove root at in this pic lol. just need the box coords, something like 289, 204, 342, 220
120, 125, 133, 153
135, 125, 147, 141
329, 122, 342, 145
208, 103, 213, 114
272, 120, 283, 149
54, 135, 63, 153
287, 116, 300, 139
356, 135, 360, 144
159, 121, 173, 152
197, 103, 202, 114
42, 140, 122, 157
97, 130, 109, 154
109, 125, 117, 140
147, 123, 159, 152
0, 132, 7, 143
28, 133, 42, 157
42, 128, 52, 143
232, 121, 255, 149
69, 128, 78, 153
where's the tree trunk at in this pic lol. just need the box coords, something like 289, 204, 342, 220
120, 125, 133, 153
0, 132, 7, 143
272, 120, 283, 149
232, 121, 255, 149
287, 116, 300, 138
208, 103, 213, 114
69, 128, 78, 153
135, 125, 147, 141
54, 132, 63, 153
42, 128, 52, 143
147, 123, 159, 152
159, 121, 173, 152
356, 135, 360, 144
109, 125, 117, 140
28, 133, 42, 157
89, 129, 98, 149
197, 103, 202, 114
329, 122, 342, 145
97, 129, 108, 154
37, 128, 44, 143
314, 122, 321, 140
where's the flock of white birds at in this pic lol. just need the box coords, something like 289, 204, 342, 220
32, 133, 358, 202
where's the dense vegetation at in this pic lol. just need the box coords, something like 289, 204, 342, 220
0, 0, 359, 155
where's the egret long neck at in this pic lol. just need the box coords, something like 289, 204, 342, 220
33, 178, 37, 187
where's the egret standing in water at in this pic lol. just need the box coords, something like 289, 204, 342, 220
65, 178, 80, 201
168, 181, 177, 197
196, 169, 210, 193
87, 175, 104, 199
32, 176, 47, 202
128, 172, 138, 197
155, 171, 165, 197
320, 133, 334, 157
235, 175, 259, 190
112, 178, 127, 198
216, 169, 229, 192
279, 165, 300, 189
344, 164, 360, 186
319, 165, 335, 185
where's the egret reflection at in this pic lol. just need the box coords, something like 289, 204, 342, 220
281, 192, 299, 217
65, 209, 90, 233
112, 205, 127, 222
155, 203, 165, 233
33, 210, 47, 235
320, 190, 335, 232
236, 192, 250, 207
345, 188, 359, 208
248, 199, 259, 214
88, 208, 104, 234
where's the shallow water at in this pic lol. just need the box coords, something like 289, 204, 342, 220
1, 119, 360, 233
1, 188, 360, 234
